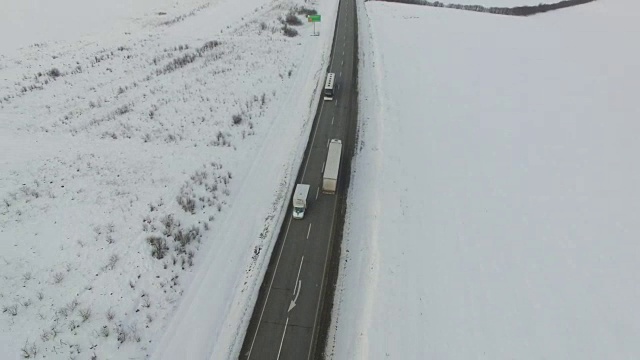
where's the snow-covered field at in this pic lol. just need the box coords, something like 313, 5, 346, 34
0, 0, 337, 358
329, 0, 640, 359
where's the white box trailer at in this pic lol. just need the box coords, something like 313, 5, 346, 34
324, 73, 335, 101
322, 139, 342, 194
292, 184, 310, 219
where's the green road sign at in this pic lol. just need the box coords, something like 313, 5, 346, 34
308, 15, 321, 22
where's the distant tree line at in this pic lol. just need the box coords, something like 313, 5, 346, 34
369, 0, 597, 16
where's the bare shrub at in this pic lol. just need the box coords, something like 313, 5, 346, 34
282, 25, 299, 37
191, 170, 208, 185
161, 214, 179, 236
114, 104, 132, 116
3, 304, 18, 316
159, 53, 196, 75
68, 319, 78, 331
197, 40, 220, 55
142, 297, 151, 308
285, 12, 302, 26
156, 40, 220, 75
132, 331, 141, 342
100, 325, 110, 337
47, 67, 62, 78
20, 340, 38, 358
211, 131, 230, 147
22, 299, 32, 308
106, 309, 115, 322
297, 6, 318, 16
37, 292, 44, 301
260, 22, 268, 31
148, 236, 169, 259
174, 226, 200, 254
79, 308, 92, 322
116, 324, 128, 343
40, 329, 51, 342
58, 307, 69, 318
53, 272, 65, 284
232, 114, 243, 125
22, 272, 32, 282
67, 299, 79, 313
106, 254, 119, 270
177, 194, 196, 214
160, 4, 209, 26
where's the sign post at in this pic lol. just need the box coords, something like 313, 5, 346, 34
307, 15, 321, 36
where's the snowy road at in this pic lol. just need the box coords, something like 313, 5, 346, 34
240, 0, 359, 358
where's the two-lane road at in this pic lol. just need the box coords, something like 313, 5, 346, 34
240, 0, 358, 358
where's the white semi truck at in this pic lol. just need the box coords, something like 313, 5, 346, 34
322, 139, 342, 194
292, 184, 310, 219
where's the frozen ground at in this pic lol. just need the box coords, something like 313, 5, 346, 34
0, 0, 337, 358
329, 0, 640, 359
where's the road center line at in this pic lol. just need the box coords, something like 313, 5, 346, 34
331, 116, 334, 125
301, 101, 325, 180
276, 317, 290, 360
315, 186, 319, 200
307, 223, 312, 239
321, 161, 325, 174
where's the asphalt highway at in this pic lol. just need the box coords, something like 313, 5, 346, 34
240, 0, 358, 358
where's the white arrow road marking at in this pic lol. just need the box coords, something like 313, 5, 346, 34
289, 256, 304, 312
289, 280, 302, 312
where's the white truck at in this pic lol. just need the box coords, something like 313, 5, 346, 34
322, 139, 342, 194
292, 184, 310, 219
